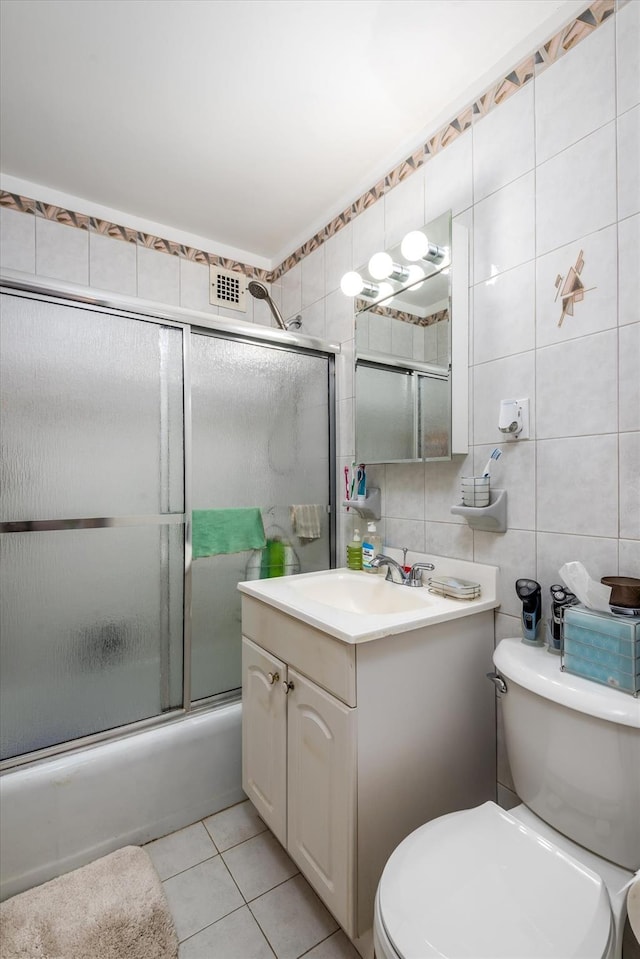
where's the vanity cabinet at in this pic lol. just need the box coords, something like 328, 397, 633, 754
241, 593, 496, 946
242, 636, 356, 930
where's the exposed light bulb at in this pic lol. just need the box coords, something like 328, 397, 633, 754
401, 231, 429, 261
406, 264, 425, 289
340, 271, 365, 297
374, 281, 394, 302
401, 231, 448, 264
368, 252, 393, 280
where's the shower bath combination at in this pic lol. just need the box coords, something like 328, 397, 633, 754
248, 281, 302, 331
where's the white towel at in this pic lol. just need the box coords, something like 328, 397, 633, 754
290, 504, 323, 541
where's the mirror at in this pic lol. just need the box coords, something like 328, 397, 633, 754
351, 210, 468, 463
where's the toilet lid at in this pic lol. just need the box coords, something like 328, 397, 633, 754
378, 802, 612, 959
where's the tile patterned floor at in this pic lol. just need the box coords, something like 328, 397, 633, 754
145, 800, 361, 959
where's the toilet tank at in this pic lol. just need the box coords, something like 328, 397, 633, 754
494, 637, 640, 871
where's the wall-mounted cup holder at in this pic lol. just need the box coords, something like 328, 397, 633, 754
450, 488, 507, 533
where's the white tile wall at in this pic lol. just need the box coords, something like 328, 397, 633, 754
352, 200, 385, 272
617, 104, 640, 220
473, 83, 535, 202
535, 330, 618, 439
36, 217, 89, 285
137, 245, 180, 305
473, 261, 535, 364
616, 0, 640, 115
0, 206, 35, 273
89, 232, 137, 296
474, 172, 535, 281
535, 123, 617, 256
619, 322, 640, 433
424, 131, 473, 221
301, 245, 325, 310
618, 213, 640, 325
384, 168, 426, 249
179, 259, 218, 315
534, 20, 616, 165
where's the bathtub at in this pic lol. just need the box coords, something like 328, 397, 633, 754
0, 702, 243, 901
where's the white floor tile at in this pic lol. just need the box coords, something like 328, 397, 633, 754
163, 856, 244, 942
222, 831, 299, 902
146, 822, 218, 880
179, 905, 276, 959
203, 799, 267, 852
249, 874, 339, 959
302, 929, 361, 959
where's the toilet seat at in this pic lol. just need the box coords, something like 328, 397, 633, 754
377, 802, 613, 959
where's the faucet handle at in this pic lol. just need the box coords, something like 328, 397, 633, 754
408, 562, 435, 587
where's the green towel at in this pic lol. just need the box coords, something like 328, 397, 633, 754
192, 508, 266, 559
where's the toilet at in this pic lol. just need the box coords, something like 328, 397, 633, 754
373, 637, 640, 959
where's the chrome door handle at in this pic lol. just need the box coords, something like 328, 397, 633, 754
267, 671, 280, 685
282, 680, 294, 694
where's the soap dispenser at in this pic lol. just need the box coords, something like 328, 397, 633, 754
362, 521, 382, 573
347, 527, 363, 570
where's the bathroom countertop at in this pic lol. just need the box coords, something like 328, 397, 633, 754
238, 554, 499, 644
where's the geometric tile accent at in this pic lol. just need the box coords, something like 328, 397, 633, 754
0, 0, 613, 288
554, 249, 596, 326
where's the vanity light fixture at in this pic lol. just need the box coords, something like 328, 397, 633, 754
368, 252, 411, 283
401, 230, 448, 264
404, 263, 426, 289
340, 271, 393, 302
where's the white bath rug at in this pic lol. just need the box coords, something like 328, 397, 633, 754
0, 845, 178, 959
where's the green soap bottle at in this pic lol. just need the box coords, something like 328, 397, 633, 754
346, 527, 363, 570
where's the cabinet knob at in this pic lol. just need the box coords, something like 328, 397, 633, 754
267, 671, 280, 685
282, 680, 295, 694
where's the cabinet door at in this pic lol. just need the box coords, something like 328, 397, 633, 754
242, 637, 287, 844
287, 668, 356, 936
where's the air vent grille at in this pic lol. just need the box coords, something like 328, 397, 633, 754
209, 267, 248, 312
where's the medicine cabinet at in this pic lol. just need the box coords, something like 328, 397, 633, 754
353, 210, 468, 463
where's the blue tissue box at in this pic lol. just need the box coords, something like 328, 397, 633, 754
562, 606, 640, 695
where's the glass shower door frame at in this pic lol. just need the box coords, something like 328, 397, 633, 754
0, 278, 337, 769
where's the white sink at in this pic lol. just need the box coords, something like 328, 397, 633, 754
238, 559, 499, 644
286, 570, 431, 615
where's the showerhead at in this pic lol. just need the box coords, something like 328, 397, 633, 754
247, 281, 301, 331
247, 280, 269, 300
248, 280, 286, 330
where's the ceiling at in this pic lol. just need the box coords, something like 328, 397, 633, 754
0, 0, 586, 268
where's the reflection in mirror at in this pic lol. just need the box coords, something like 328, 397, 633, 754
346, 210, 468, 463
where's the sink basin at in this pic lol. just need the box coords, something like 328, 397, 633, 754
238, 560, 499, 644
287, 571, 430, 614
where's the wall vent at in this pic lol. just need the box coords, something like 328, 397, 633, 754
209, 267, 248, 312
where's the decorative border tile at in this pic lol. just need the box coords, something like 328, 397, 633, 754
356, 300, 449, 328
0, 0, 614, 287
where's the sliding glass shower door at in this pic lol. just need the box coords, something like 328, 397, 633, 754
0, 287, 335, 764
0, 291, 185, 761
189, 332, 332, 702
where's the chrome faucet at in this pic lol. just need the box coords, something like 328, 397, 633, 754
370, 554, 435, 587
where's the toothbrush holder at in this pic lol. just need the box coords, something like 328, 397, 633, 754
461, 476, 490, 508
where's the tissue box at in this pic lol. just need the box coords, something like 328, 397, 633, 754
562, 605, 640, 695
